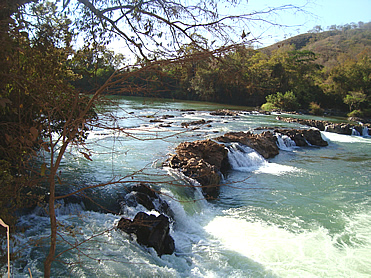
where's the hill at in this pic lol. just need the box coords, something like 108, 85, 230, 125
263, 22, 371, 69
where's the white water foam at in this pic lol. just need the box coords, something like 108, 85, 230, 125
205, 211, 371, 278
321, 131, 371, 143
352, 128, 361, 136
227, 143, 299, 175
275, 133, 297, 151
362, 126, 370, 137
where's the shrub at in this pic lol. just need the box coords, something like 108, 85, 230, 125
347, 109, 363, 118
261, 102, 278, 111
309, 102, 324, 115
263, 91, 299, 111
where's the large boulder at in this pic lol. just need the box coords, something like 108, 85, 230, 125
301, 129, 328, 146
117, 212, 175, 256
121, 183, 173, 218
166, 139, 229, 198
216, 131, 279, 159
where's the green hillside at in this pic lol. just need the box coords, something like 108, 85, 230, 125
264, 22, 371, 70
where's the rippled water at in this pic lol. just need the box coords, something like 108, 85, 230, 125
6, 96, 371, 277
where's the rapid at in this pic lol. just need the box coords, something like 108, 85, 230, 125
4, 97, 371, 277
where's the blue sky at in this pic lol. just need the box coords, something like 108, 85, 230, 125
109, 0, 371, 55
246, 0, 371, 46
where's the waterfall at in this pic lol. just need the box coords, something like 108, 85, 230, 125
362, 126, 369, 137
351, 128, 361, 136
227, 143, 267, 170
275, 133, 297, 151
227, 143, 299, 175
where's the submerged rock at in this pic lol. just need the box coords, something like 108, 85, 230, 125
216, 131, 279, 159
166, 139, 229, 198
117, 212, 175, 256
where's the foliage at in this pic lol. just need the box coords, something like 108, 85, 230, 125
261, 102, 278, 111
264, 91, 299, 111
344, 91, 367, 112
347, 109, 364, 118
0, 0, 96, 251
69, 45, 125, 92
309, 102, 324, 116
148, 22, 371, 114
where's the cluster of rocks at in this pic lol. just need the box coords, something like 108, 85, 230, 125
115, 125, 331, 257
116, 183, 175, 256
165, 128, 329, 200
276, 116, 370, 135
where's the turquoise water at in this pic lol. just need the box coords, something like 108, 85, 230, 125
7, 97, 371, 277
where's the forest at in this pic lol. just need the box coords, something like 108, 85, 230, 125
79, 22, 370, 117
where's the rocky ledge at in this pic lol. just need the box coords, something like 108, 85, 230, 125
276, 116, 370, 135
166, 129, 328, 200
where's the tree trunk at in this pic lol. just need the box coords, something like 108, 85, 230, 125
44, 176, 56, 278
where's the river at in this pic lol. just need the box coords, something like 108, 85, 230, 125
7, 96, 371, 277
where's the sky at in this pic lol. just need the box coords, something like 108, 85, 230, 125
245, 0, 371, 46
108, 0, 371, 55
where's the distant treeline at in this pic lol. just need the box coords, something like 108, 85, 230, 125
74, 22, 371, 117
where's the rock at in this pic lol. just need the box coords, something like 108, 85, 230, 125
117, 212, 175, 256
210, 109, 239, 116
122, 183, 173, 217
274, 129, 328, 147
325, 123, 352, 135
276, 116, 326, 131
117, 217, 136, 233
149, 119, 164, 123
216, 131, 279, 159
181, 119, 212, 127
276, 116, 371, 136
166, 139, 229, 198
301, 129, 328, 146
162, 115, 175, 119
